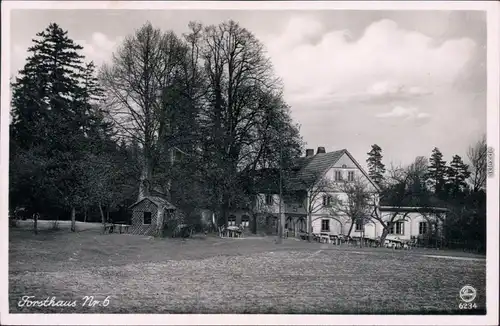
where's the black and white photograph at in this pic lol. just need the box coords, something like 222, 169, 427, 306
1, 1, 498, 325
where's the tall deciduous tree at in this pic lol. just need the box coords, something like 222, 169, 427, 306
467, 135, 487, 192
366, 144, 386, 186
329, 177, 373, 238
370, 157, 430, 245
198, 20, 300, 227
100, 22, 189, 201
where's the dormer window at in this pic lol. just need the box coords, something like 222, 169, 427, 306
265, 194, 273, 205
322, 195, 333, 206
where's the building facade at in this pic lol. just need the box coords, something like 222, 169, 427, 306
238, 147, 447, 240
245, 147, 380, 236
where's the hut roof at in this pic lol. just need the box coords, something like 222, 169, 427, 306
129, 196, 176, 210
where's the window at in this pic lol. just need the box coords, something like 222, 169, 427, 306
348, 171, 355, 182
334, 170, 343, 181
228, 215, 236, 226
419, 222, 428, 235
174, 150, 183, 162
355, 219, 364, 231
265, 194, 273, 205
322, 195, 332, 206
342, 164, 347, 168
389, 221, 404, 235
143, 212, 152, 225
241, 215, 250, 228
321, 219, 330, 232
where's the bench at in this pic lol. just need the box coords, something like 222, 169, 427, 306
103, 224, 129, 234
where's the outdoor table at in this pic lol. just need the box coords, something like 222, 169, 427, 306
385, 238, 404, 248
226, 226, 241, 238
319, 233, 330, 243
117, 224, 129, 234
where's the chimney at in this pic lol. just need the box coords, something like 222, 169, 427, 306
306, 149, 314, 157
317, 147, 326, 154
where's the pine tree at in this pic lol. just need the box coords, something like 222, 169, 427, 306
426, 147, 447, 197
445, 155, 471, 199
366, 144, 386, 186
10, 23, 107, 230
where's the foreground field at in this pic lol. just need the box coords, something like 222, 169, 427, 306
9, 226, 486, 314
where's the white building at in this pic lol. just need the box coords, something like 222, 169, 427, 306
229, 147, 447, 240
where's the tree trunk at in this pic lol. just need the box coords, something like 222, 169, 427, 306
277, 197, 285, 244
138, 155, 153, 200
99, 203, 106, 225
70, 206, 76, 232
221, 193, 230, 227
33, 213, 38, 235
380, 227, 389, 246
307, 212, 312, 242
157, 208, 164, 237
346, 221, 355, 238
84, 207, 87, 223
251, 213, 257, 234
165, 147, 174, 201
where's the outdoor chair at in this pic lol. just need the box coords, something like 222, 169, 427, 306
329, 234, 340, 245
238, 225, 245, 238
320, 233, 330, 243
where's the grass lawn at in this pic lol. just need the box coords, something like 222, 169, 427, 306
9, 224, 486, 314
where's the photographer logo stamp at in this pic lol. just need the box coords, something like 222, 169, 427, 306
459, 285, 477, 303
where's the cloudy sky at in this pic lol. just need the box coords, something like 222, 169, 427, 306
9, 9, 486, 169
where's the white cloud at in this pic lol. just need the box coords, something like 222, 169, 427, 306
367, 81, 432, 97
261, 18, 477, 104
376, 106, 430, 120
76, 33, 123, 67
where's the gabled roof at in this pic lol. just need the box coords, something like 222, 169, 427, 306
251, 149, 380, 193
287, 150, 346, 190
129, 196, 176, 210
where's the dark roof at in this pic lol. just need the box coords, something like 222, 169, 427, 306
129, 196, 176, 210
380, 206, 449, 213
379, 194, 446, 207
287, 150, 346, 190
249, 149, 380, 193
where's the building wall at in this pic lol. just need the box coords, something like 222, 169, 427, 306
252, 151, 390, 237
130, 199, 159, 236
312, 215, 343, 234
308, 153, 379, 216
226, 209, 252, 229
309, 211, 444, 240
377, 211, 444, 241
